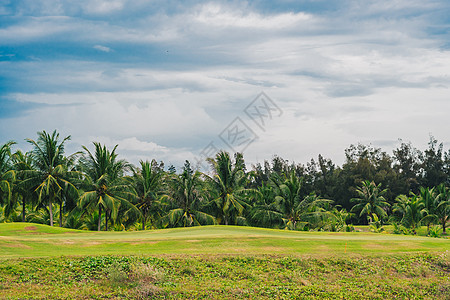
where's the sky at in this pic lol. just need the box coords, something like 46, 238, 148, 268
1, 0, 449, 170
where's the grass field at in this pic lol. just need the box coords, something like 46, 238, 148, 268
0, 222, 448, 258
0, 223, 449, 299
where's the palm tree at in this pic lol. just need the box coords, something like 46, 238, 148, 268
133, 160, 164, 230
351, 180, 390, 223
328, 207, 354, 232
435, 184, 449, 234
161, 161, 215, 227
206, 151, 252, 225
0, 141, 16, 217
22, 130, 78, 226
78, 142, 138, 231
419, 187, 439, 232
11, 150, 36, 222
270, 171, 332, 230
393, 194, 424, 234
248, 183, 283, 228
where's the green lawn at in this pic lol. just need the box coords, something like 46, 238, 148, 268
0, 223, 449, 299
0, 222, 448, 258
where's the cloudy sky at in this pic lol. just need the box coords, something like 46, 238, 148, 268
1, 0, 449, 169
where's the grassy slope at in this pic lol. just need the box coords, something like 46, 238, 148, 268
0, 223, 449, 299
0, 223, 448, 258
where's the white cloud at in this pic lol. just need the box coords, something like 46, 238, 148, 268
93, 45, 111, 52
194, 3, 313, 29
1, 0, 450, 167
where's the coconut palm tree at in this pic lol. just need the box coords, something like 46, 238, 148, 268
78, 142, 138, 231
0, 141, 16, 217
419, 187, 439, 232
270, 171, 332, 230
435, 184, 449, 234
133, 160, 164, 230
206, 151, 252, 225
393, 193, 424, 234
10, 150, 36, 222
351, 180, 390, 223
161, 161, 215, 227
248, 183, 283, 228
22, 130, 78, 226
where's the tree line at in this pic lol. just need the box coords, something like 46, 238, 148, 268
0, 130, 449, 235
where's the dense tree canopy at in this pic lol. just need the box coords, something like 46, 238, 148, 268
0, 131, 448, 236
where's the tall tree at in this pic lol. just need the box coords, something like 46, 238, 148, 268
78, 142, 138, 231
11, 150, 36, 222
422, 136, 446, 188
0, 141, 16, 217
270, 171, 331, 230
392, 140, 422, 194
248, 183, 283, 228
23, 130, 77, 226
133, 160, 164, 230
419, 186, 439, 232
351, 180, 390, 223
162, 161, 215, 227
436, 184, 449, 234
392, 194, 424, 234
206, 151, 252, 225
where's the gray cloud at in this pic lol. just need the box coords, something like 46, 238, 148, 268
1, 0, 449, 168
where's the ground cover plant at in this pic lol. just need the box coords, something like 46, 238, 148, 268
1, 253, 449, 299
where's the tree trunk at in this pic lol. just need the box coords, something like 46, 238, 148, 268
49, 198, 53, 226
142, 213, 146, 230
443, 218, 447, 234
105, 210, 109, 231
22, 198, 26, 222
59, 202, 63, 227
98, 205, 102, 231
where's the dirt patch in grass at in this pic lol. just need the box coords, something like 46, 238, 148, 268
262, 246, 284, 252
3, 242, 31, 249
81, 241, 102, 247
24, 226, 37, 231
130, 241, 159, 245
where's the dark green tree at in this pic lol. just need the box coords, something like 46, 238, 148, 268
133, 160, 164, 230
162, 161, 215, 227
78, 142, 138, 231
206, 151, 252, 225
351, 180, 390, 223
22, 130, 78, 226
0, 141, 16, 217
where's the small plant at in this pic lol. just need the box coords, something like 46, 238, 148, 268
133, 283, 164, 299
369, 214, 385, 233
344, 224, 355, 232
391, 222, 409, 235
428, 225, 442, 238
131, 263, 165, 283
106, 264, 128, 284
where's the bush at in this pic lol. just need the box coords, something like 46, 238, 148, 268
428, 226, 442, 238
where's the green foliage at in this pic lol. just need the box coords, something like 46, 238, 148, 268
427, 225, 442, 238
162, 161, 216, 227
351, 180, 390, 223
0, 141, 16, 216
368, 213, 385, 233
1, 131, 449, 234
78, 142, 139, 231
392, 193, 424, 234
0, 254, 448, 299
206, 151, 252, 225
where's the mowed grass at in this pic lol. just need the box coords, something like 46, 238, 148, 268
0, 222, 448, 258
1, 223, 449, 299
